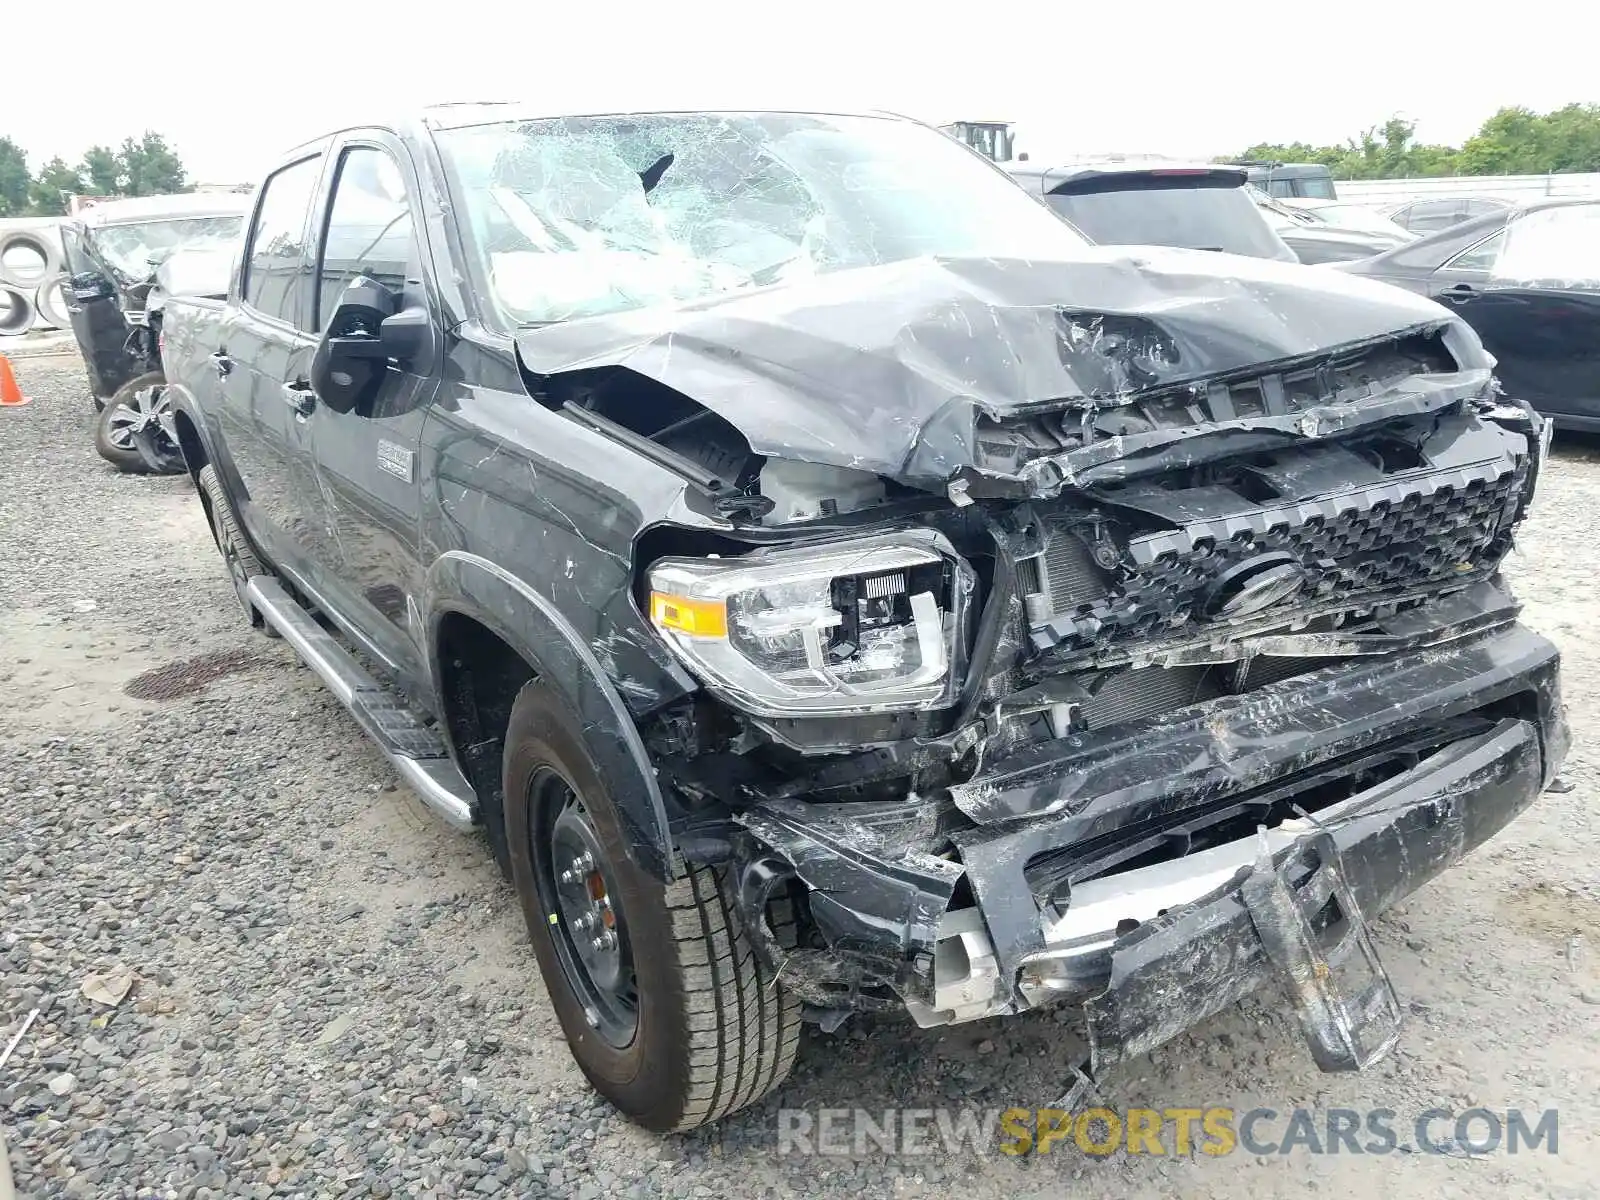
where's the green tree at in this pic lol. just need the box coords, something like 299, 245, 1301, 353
1458, 103, 1600, 175
1230, 117, 1464, 181
1232, 103, 1600, 181
0, 136, 30, 217
28, 156, 82, 216
80, 144, 122, 195
118, 132, 187, 196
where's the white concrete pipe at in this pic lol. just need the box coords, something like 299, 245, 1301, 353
0, 229, 63, 289
32, 273, 71, 330
0, 285, 37, 336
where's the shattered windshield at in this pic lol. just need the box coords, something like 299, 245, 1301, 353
434, 112, 1088, 326
89, 216, 243, 283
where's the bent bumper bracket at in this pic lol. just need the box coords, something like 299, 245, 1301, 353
1241, 827, 1404, 1072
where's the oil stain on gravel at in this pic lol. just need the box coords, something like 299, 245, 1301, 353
123, 647, 272, 701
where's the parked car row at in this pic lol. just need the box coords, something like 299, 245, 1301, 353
141, 106, 1566, 1133
1001, 155, 1600, 429
1003, 159, 1411, 267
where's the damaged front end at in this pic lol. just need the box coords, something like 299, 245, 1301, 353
533, 272, 1568, 1074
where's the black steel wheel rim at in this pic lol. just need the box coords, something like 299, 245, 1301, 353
530, 768, 639, 1048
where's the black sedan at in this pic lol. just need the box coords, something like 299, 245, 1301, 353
1337, 198, 1600, 430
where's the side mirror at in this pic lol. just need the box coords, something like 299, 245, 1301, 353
310, 276, 433, 415
68, 270, 116, 303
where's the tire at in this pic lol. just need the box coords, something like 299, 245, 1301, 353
502, 682, 801, 1131
94, 371, 168, 473
198, 463, 275, 635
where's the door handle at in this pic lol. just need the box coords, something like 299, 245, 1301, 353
210, 351, 234, 378
281, 381, 316, 417
1440, 283, 1477, 303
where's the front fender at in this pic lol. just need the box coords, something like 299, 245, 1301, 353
425, 551, 678, 880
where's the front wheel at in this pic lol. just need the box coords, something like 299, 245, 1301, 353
502, 682, 801, 1131
94, 370, 177, 473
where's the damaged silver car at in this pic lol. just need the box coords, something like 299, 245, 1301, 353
161, 106, 1568, 1131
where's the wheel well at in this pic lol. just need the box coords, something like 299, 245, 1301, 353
437, 613, 538, 817
171, 409, 207, 482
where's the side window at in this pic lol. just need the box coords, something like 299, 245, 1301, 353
317, 146, 417, 329
243, 155, 323, 328
1443, 229, 1505, 273
1406, 199, 1464, 233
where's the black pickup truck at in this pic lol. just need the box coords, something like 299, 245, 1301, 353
161, 105, 1568, 1132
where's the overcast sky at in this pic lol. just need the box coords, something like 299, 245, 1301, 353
7, 0, 1595, 183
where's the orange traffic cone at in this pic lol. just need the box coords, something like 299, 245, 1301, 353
0, 354, 28, 407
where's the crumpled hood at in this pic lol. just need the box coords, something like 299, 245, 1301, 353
513, 248, 1479, 491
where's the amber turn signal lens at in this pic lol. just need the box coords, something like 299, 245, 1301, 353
649, 592, 728, 639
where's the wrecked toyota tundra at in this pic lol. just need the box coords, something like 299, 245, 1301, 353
159, 106, 1568, 1133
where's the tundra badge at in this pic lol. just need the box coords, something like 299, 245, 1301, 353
376, 440, 414, 482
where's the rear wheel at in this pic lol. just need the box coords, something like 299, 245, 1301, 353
502, 682, 801, 1131
198, 464, 274, 634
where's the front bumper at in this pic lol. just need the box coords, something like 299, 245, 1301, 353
734, 618, 1567, 1070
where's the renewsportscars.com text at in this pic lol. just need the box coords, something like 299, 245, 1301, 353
775, 1106, 1560, 1158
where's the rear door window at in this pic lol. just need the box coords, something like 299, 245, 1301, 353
1397, 199, 1464, 233
1044, 175, 1290, 259
1443, 230, 1505, 273
242, 155, 324, 329
1299, 174, 1336, 200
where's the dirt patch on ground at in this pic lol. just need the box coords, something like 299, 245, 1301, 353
123, 647, 273, 701
1498, 880, 1600, 944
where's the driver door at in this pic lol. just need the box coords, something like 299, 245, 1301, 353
297, 133, 441, 687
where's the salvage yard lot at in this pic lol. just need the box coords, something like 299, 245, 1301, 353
2, 352, 1597, 1199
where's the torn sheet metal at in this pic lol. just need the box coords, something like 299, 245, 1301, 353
1240, 829, 1404, 1073
514, 251, 1488, 495
734, 797, 962, 1008
1083, 715, 1545, 1074
1023, 414, 1532, 667
729, 623, 1564, 1024
950, 594, 1554, 829
1012, 369, 1491, 493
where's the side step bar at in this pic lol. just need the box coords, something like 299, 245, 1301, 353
245, 577, 477, 831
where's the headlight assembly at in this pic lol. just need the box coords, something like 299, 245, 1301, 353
647, 533, 974, 718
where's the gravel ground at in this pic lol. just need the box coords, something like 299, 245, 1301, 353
2, 354, 1597, 1199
